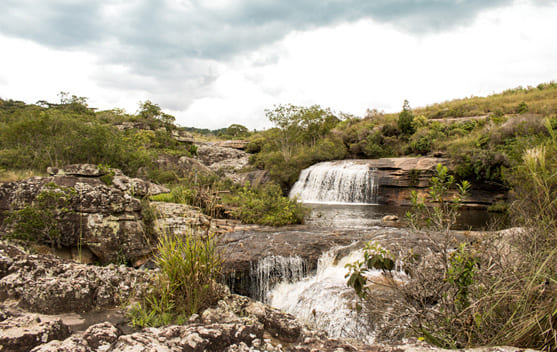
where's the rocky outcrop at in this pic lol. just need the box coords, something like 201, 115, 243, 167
151, 155, 216, 179
196, 144, 250, 181
369, 157, 506, 208
0, 164, 169, 264
211, 140, 249, 150
0, 242, 150, 314
0, 313, 71, 352
151, 201, 213, 238
294, 157, 506, 209
24, 294, 537, 352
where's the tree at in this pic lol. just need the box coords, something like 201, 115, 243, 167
138, 100, 176, 125
265, 104, 340, 160
225, 124, 249, 138
398, 100, 415, 135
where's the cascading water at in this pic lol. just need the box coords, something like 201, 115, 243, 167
289, 161, 378, 204
268, 246, 379, 344
250, 255, 307, 302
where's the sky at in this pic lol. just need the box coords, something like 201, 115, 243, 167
0, 0, 556, 130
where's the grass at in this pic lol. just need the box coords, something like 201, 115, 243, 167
0, 169, 46, 182
128, 228, 224, 328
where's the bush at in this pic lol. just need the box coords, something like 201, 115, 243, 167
128, 231, 223, 327
227, 183, 307, 226
3, 183, 77, 248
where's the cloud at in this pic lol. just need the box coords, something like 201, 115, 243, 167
1, 1, 516, 73
1, 0, 554, 129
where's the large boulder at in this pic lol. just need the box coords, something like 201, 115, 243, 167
196, 144, 250, 178
0, 164, 169, 264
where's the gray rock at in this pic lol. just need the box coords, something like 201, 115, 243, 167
0, 166, 164, 264
0, 314, 71, 352
0, 242, 150, 314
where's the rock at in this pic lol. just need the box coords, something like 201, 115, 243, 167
108, 322, 263, 352
0, 242, 150, 314
211, 140, 249, 150
208, 155, 250, 175
47, 164, 104, 177
235, 170, 271, 187
0, 314, 71, 352
245, 300, 302, 342
382, 215, 399, 222
0, 165, 163, 264
171, 129, 195, 143
151, 201, 213, 237
306, 157, 506, 209
30, 322, 121, 352
196, 144, 249, 170
111, 175, 170, 197
177, 156, 216, 176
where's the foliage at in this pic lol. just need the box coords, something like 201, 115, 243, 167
4, 183, 76, 248
407, 163, 471, 234
345, 242, 395, 299
220, 124, 251, 139
225, 183, 307, 226
398, 100, 416, 135
346, 130, 557, 351
129, 231, 223, 328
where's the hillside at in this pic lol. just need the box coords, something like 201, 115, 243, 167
247, 82, 557, 191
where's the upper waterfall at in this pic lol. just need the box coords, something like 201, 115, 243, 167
289, 160, 378, 204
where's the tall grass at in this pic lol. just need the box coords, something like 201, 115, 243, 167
128, 230, 223, 327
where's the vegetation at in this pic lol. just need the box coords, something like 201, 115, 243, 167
226, 183, 307, 226
129, 231, 224, 327
345, 140, 557, 350
4, 183, 76, 248
150, 176, 307, 226
246, 82, 557, 190
248, 104, 346, 191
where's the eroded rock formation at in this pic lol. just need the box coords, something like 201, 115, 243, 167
0, 164, 169, 264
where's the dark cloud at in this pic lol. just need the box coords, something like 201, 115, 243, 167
1, 0, 516, 58
0, 0, 516, 109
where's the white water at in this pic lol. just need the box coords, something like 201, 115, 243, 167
268, 246, 379, 344
289, 161, 378, 204
250, 255, 306, 302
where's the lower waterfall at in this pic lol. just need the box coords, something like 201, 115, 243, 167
267, 247, 378, 343
250, 255, 307, 302
289, 160, 378, 204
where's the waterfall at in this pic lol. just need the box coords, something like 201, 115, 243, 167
289, 161, 378, 204
250, 255, 307, 302
268, 246, 378, 344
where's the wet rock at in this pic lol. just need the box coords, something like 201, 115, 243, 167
381, 215, 399, 223
0, 314, 71, 352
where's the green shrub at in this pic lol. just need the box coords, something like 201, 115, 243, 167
3, 183, 76, 248
226, 183, 307, 226
129, 231, 223, 328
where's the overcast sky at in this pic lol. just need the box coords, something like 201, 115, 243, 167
1, 0, 556, 130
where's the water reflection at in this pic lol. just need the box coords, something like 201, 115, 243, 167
304, 203, 508, 231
